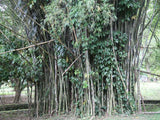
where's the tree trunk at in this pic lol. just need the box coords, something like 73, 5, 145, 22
14, 79, 21, 103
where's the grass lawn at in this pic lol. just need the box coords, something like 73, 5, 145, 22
0, 84, 27, 96
1, 111, 160, 120
140, 81, 160, 100
105, 114, 160, 120
34, 114, 160, 120
0, 84, 35, 96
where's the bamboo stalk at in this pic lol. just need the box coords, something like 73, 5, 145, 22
110, 19, 128, 95
58, 69, 63, 114
36, 83, 39, 118
62, 53, 83, 76
55, 55, 58, 114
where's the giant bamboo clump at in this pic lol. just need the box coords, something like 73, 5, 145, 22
2, 0, 151, 116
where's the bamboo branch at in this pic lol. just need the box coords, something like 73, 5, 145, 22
140, 8, 160, 34
149, 28, 160, 43
140, 47, 158, 49
62, 53, 83, 76
0, 23, 30, 42
0, 29, 10, 43
142, 112, 160, 114
0, 39, 54, 55
139, 70, 160, 77
0, 23, 51, 56
140, 13, 160, 66
0, 28, 36, 70
140, 93, 146, 112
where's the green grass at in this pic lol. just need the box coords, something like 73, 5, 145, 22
1, 112, 160, 120
135, 81, 160, 112
0, 112, 160, 120
0, 85, 15, 95
0, 84, 33, 96
104, 114, 160, 120
34, 114, 160, 120
140, 81, 160, 100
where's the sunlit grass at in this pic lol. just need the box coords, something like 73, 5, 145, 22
140, 81, 160, 100
35, 114, 160, 120
105, 114, 160, 120
0, 84, 32, 96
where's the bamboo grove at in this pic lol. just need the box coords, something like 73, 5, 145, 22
0, 0, 157, 117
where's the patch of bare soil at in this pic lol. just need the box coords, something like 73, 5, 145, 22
0, 96, 30, 120
34, 114, 78, 120
0, 95, 28, 105
0, 109, 29, 120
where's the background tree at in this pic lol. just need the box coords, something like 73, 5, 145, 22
0, 1, 42, 103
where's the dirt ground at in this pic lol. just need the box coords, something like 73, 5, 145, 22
0, 95, 29, 120
0, 110, 29, 120
0, 111, 160, 120
0, 96, 160, 120
0, 95, 28, 105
